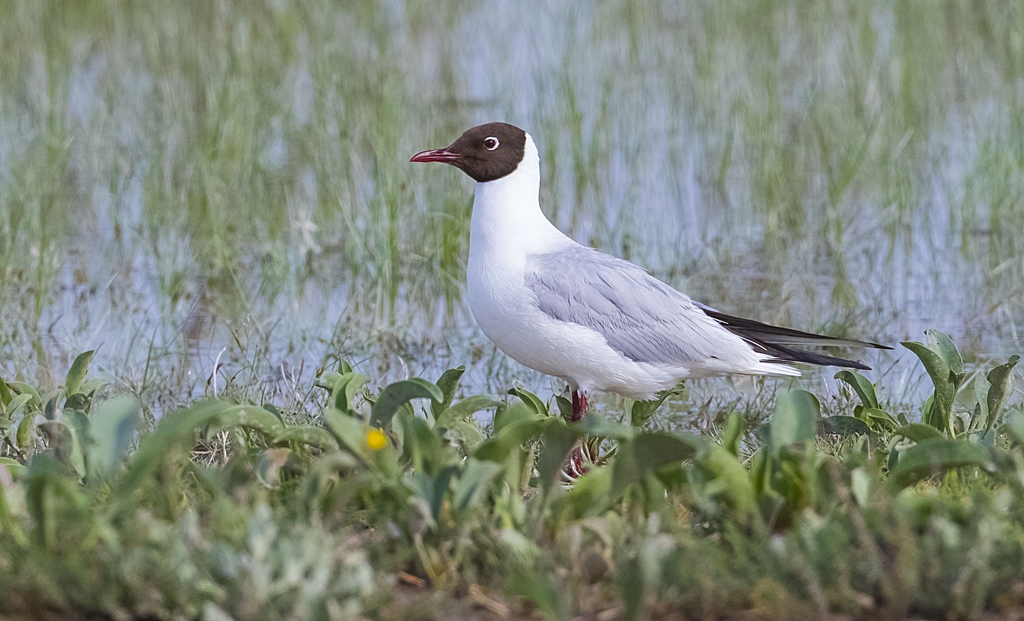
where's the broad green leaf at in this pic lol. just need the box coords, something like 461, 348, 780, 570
507, 386, 549, 417
493, 402, 541, 434
851, 467, 871, 507
475, 412, 545, 463
452, 458, 502, 512
64, 350, 94, 397
834, 370, 879, 409
986, 355, 1019, 424
888, 438, 992, 490
0, 378, 11, 406
65, 410, 91, 477
5, 393, 33, 418
769, 390, 819, 454
612, 432, 701, 496
7, 383, 41, 407
567, 463, 613, 518
209, 404, 286, 438
443, 419, 486, 453
574, 414, 635, 440
926, 329, 964, 376
88, 396, 139, 478
902, 340, 954, 431
628, 383, 685, 427
273, 425, 338, 451
397, 410, 447, 475
435, 395, 502, 428
370, 378, 443, 428
332, 372, 370, 414
536, 419, 581, 494
16, 412, 35, 449
818, 415, 871, 437
698, 444, 757, 518
322, 407, 365, 455
431, 366, 465, 419
894, 423, 945, 443
861, 407, 899, 431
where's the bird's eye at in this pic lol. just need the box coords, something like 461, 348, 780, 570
483, 137, 499, 150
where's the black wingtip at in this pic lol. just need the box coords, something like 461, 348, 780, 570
701, 308, 887, 369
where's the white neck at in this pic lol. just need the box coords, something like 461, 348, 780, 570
468, 134, 572, 262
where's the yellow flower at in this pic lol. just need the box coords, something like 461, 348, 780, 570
365, 428, 388, 451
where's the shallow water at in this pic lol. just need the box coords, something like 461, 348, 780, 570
0, 1, 1021, 415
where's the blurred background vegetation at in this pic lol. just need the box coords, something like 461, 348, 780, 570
0, 0, 1022, 415
2, 2, 1024, 620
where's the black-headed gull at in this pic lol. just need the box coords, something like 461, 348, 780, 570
412, 122, 888, 427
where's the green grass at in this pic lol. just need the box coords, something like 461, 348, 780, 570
0, 335, 1021, 619
1, 1, 1024, 618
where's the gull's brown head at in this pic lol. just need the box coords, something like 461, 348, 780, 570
411, 122, 527, 182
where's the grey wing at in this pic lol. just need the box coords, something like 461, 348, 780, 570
524, 245, 743, 366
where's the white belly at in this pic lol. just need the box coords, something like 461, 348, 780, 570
466, 251, 677, 400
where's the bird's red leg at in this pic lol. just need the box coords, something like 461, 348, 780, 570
568, 390, 589, 477
571, 390, 588, 423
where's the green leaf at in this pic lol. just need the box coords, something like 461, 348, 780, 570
64, 350, 94, 397
7, 383, 41, 407
65, 410, 91, 478
431, 366, 465, 419
475, 407, 545, 463
273, 425, 338, 451
861, 407, 899, 431
818, 415, 871, 437
894, 423, 945, 443
332, 372, 370, 415
925, 329, 964, 376
720, 412, 745, 456
88, 396, 139, 478
322, 407, 365, 455
698, 444, 757, 517
370, 378, 444, 428
628, 383, 686, 427
888, 438, 992, 490
435, 395, 502, 428
902, 340, 955, 431
574, 414, 635, 440
16, 411, 35, 450
0, 378, 11, 407
612, 432, 701, 496
834, 370, 879, 409
986, 355, 1019, 424
5, 393, 33, 418
507, 386, 549, 417
536, 419, 581, 494
769, 390, 820, 454
210, 404, 286, 438
452, 458, 502, 512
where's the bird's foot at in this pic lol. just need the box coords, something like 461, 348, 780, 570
563, 390, 590, 480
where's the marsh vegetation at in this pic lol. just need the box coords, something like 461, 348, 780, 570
0, 1, 1023, 618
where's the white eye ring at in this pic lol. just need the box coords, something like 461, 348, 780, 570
483, 137, 499, 150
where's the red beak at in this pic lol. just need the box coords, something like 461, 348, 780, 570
410, 148, 462, 164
